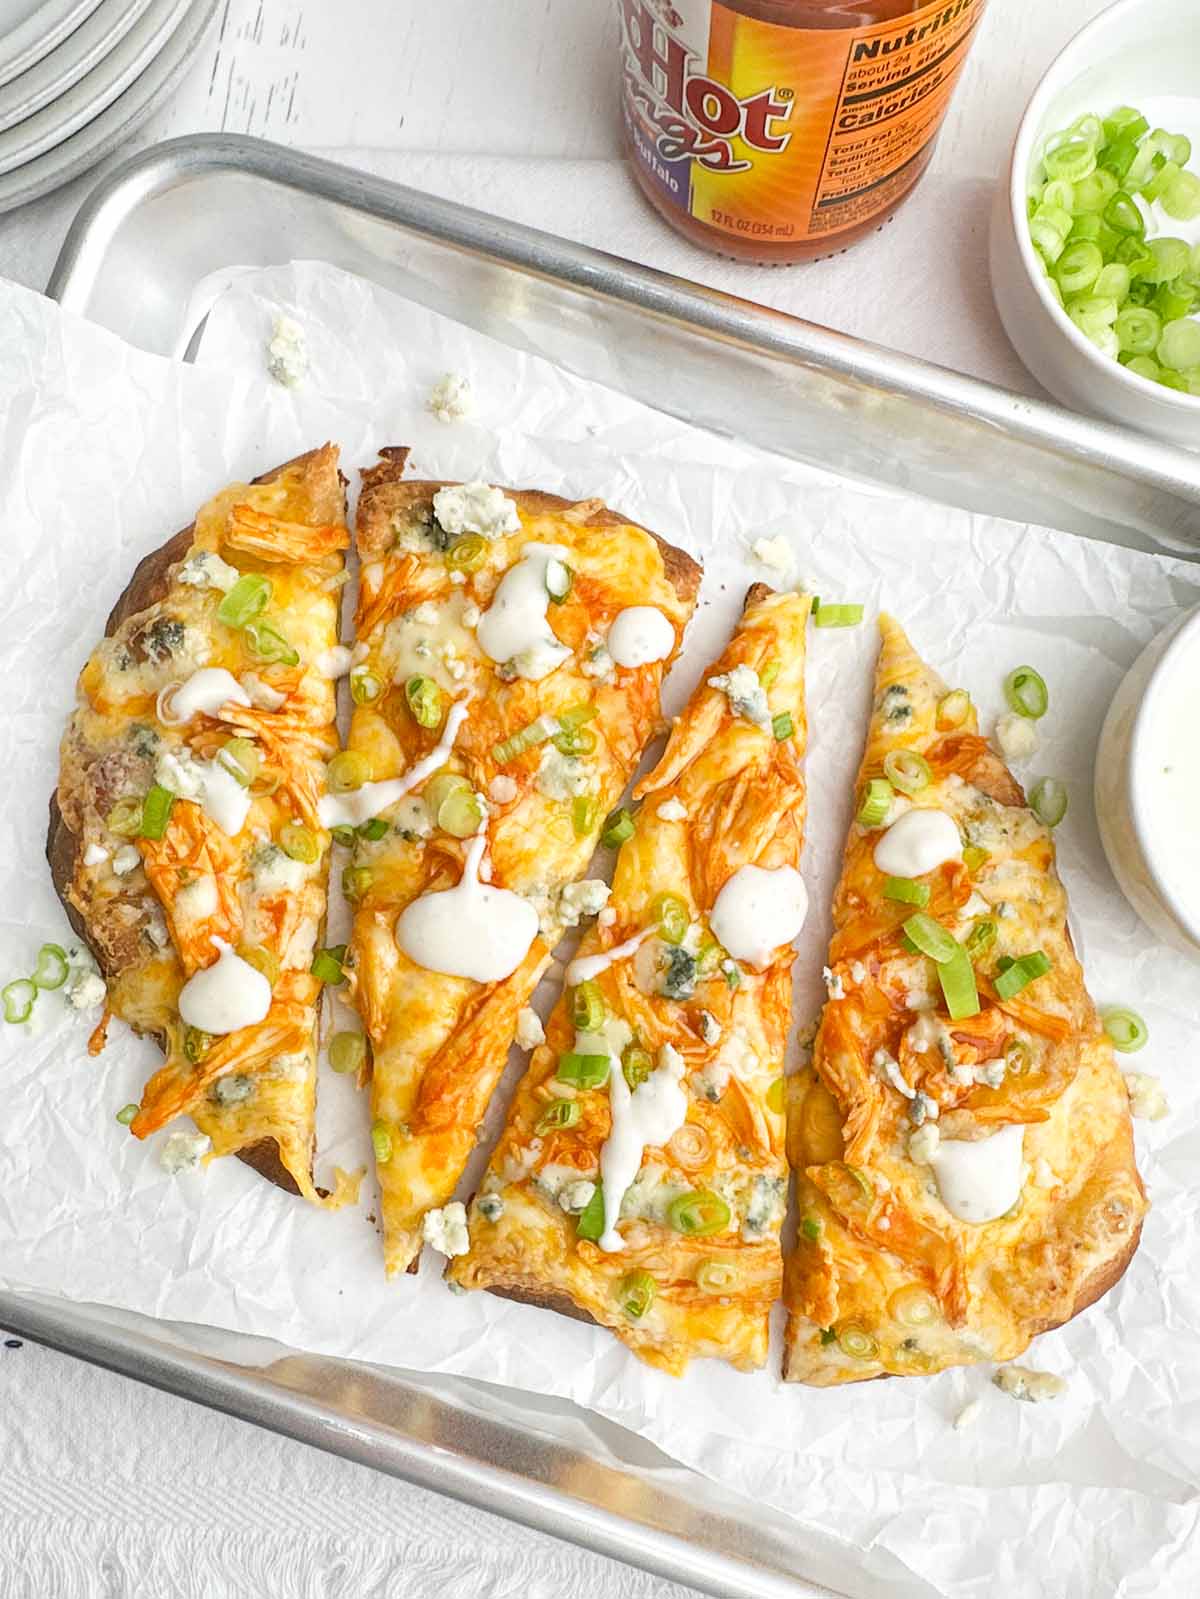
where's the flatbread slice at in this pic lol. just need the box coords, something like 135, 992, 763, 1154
448, 587, 810, 1374
50, 446, 357, 1205
341, 452, 702, 1275
783, 614, 1146, 1383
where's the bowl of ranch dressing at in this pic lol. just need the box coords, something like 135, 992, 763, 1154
1095, 605, 1200, 962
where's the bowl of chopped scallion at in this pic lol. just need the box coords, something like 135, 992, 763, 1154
990, 0, 1200, 446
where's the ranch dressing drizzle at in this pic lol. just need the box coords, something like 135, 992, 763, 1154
565, 927, 653, 987
709, 864, 808, 969
318, 699, 471, 828
394, 832, 539, 983
159, 668, 251, 726
607, 606, 675, 668
476, 542, 571, 680
930, 1124, 1025, 1223
598, 1044, 688, 1252
872, 807, 962, 877
177, 937, 272, 1035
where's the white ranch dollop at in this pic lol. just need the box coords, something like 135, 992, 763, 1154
177, 938, 272, 1035
598, 1043, 689, 1252
873, 808, 962, 877
318, 699, 471, 828
395, 833, 538, 983
930, 1123, 1025, 1224
607, 606, 674, 669
709, 864, 808, 969
162, 668, 251, 725
476, 542, 571, 681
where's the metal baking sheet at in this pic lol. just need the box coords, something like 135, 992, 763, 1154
14, 131, 1200, 1599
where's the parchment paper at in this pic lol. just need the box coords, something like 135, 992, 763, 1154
1, 263, 1197, 1598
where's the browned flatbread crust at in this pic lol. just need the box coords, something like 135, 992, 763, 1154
357, 447, 702, 606
47, 451, 340, 1197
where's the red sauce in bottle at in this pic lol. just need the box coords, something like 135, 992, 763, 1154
618, 0, 989, 263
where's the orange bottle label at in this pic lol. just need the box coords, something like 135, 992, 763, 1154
619, 0, 987, 247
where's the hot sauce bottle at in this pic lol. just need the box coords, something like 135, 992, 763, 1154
618, 0, 989, 263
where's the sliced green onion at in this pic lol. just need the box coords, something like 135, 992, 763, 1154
766, 1076, 786, 1114
772, 711, 794, 742
138, 784, 175, 841
696, 1258, 739, 1292
836, 1323, 879, 1361
576, 1183, 605, 1241
558, 703, 598, 731
1158, 317, 1200, 371
1005, 1038, 1031, 1075
437, 786, 483, 839
937, 689, 972, 729
1116, 305, 1162, 355
650, 892, 689, 945
243, 619, 299, 666
572, 980, 607, 1032
423, 772, 470, 818
902, 913, 958, 964
106, 796, 143, 838
1055, 239, 1103, 295
328, 750, 372, 793
237, 943, 280, 986
183, 1025, 213, 1063
32, 943, 69, 991
965, 919, 997, 960
883, 749, 930, 795
962, 843, 990, 873
536, 1098, 581, 1134
553, 724, 597, 757
280, 821, 320, 863
601, 807, 636, 848
994, 950, 1052, 1000
1003, 665, 1048, 720
545, 558, 574, 602
311, 947, 346, 985
329, 1031, 366, 1075
759, 661, 780, 689
667, 1189, 731, 1237
801, 1216, 821, 1243
1101, 1006, 1149, 1053
350, 669, 382, 705
812, 603, 863, 629
556, 1051, 611, 1089
491, 714, 558, 765
938, 943, 980, 1022
371, 1119, 393, 1163
1162, 169, 1200, 220
622, 1045, 653, 1090
1030, 776, 1069, 829
445, 533, 487, 572
331, 824, 357, 848
359, 817, 389, 842
883, 876, 930, 908
405, 675, 444, 730
217, 573, 270, 629
617, 1268, 656, 1319
217, 736, 261, 787
1143, 235, 1192, 284
2, 978, 36, 1024
857, 778, 893, 827
1045, 137, 1096, 183
115, 1103, 139, 1126
342, 865, 373, 901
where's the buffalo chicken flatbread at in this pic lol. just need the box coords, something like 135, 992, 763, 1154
339, 453, 701, 1275
449, 587, 811, 1373
50, 446, 357, 1204
783, 615, 1146, 1383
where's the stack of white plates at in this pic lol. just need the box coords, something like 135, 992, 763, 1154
0, 0, 218, 212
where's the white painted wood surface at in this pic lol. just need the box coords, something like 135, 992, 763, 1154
0, 2, 1114, 1596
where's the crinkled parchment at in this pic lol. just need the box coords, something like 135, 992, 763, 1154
1, 264, 1198, 1598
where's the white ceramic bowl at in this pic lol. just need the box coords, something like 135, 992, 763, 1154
1095, 604, 1200, 961
990, 0, 1200, 448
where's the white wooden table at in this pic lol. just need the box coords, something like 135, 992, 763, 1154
0, 2, 1112, 1594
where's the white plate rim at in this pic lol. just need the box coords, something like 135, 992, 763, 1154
0, 0, 218, 212
0, 0, 106, 91
0, 0, 157, 135
0, 0, 197, 175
